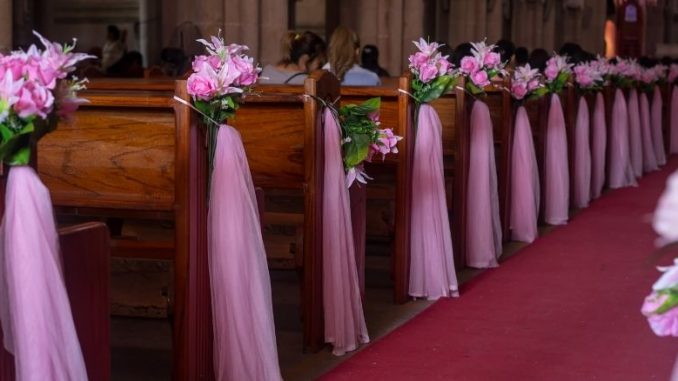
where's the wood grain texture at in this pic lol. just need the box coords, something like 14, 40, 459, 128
39, 104, 176, 211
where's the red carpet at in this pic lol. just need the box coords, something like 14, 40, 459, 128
319, 158, 678, 381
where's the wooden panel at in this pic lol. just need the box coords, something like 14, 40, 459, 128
39, 98, 176, 212
232, 103, 306, 188
60, 222, 111, 381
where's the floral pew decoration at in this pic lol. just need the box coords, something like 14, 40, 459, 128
457, 40, 506, 269
588, 57, 615, 198
509, 64, 547, 243
669, 64, 678, 154
339, 97, 401, 187
641, 64, 668, 167
180, 34, 284, 380
643, 171, 678, 336
615, 58, 656, 177
0, 31, 92, 380
405, 38, 459, 299
541, 54, 573, 226
571, 61, 605, 208
336, 97, 400, 299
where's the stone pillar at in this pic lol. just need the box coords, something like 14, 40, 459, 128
0, 0, 11, 52
259, 0, 287, 66
140, 0, 162, 66
224, 0, 260, 62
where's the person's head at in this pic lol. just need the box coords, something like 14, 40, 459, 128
107, 25, 121, 42
559, 42, 582, 61
514, 47, 529, 66
285, 31, 326, 72
528, 48, 550, 72
494, 39, 515, 64
450, 42, 473, 67
361, 44, 380, 68
328, 26, 360, 81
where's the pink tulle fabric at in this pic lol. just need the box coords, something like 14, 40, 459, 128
608, 89, 637, 188
544, 94, 570, 225
591, 92, 607, 199
573, 97, 591, 208
510, 106, 540, 243
207, 126, 283, 380
408, 104, 459, 299
466, 101, 502, 268
349, 184, 366, 296
652, 86, 667, 166
640, 92, 659, 172
671, 86, 678, 154
0, 166, 87, 381
321, 109, 369, 355
628, 89, 644, 178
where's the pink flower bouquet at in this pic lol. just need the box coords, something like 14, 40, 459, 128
510, 64, 547, 101
0, 31, 92, 165
338, 97, 401, 187
609, 58, 640, 89
642, 259, 678, 337
185, 33, 261, 173
573, 61, 605, 92
458, 40, 506, 96
543, 54, 573, 93
408, 38, 457, 103
638, 64, 667, 93
668, 64, 678, 85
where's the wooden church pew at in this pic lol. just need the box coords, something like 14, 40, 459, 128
0, 160, 111, 381
38, 72, 338, 379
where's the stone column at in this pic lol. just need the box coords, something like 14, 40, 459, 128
0, 0, 12, 52
259, 0, 287, 66
224, 0, 260, 62
140, 0, 162, 66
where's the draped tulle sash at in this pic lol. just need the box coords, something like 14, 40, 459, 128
208, 126, 282, 380
321, 109, 369, 355
544, 94, 570, 225
408, 104, 458, 299
628, 89, 644, 178
0, 166, 87, 381
652, 86, 667, 166
671, 86, 678, 154
640, 92, 659, 172
349, 184, 366, 297
573, 97, 591, 208
591, 92, 607, 199
466, 100, 503, 268
510, 106, 540, 243
608, 89, 637, 188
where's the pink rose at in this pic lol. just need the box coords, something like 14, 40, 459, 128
544, 64, 559, 81
14, 83, 54, 119
471, 69, 490, 88
511, 83, 528, 100
460, 56, 479, 75
231, 55, 259, 87
483, 52, 501, 68
642, 292, 678, 337
187, 71, 218, 100
418, 63, 439, 84
409, 52, 429, 69
437, 58, 451, 76
528, 79, 540, 91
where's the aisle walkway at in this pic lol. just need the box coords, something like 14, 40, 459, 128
319, 158, 678, 381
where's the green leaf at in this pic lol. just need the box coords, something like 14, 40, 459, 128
417, 75, 457, 104
7, 146, 31, 166
343, 133, 371, 168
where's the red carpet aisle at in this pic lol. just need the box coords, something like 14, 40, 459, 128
319, 159, 678, 381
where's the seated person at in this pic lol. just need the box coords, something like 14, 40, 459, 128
361, 44, 390, 78
324, 26, 380, 86
260, 31, 326, 85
